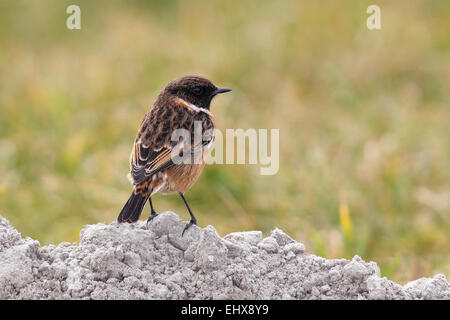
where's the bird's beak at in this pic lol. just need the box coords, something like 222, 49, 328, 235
213, 87, 232, 96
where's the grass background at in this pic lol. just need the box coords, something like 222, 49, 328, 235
0, 0, 449, 283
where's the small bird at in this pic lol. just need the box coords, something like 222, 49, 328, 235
117, 75, 231, 235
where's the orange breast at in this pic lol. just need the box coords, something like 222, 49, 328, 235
161, 163, 206, 194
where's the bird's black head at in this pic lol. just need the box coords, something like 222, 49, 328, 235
165, 75, 231, 110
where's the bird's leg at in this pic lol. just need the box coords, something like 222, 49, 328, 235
146, 197, 158, 228
179, 192, 197, 236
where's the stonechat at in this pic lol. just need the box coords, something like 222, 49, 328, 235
117, 76, 231, 235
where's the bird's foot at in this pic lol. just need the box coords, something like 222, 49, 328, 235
181, 218, 197, 237
146, 210, 159, 229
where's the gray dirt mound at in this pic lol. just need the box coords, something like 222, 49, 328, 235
0, 212, 448, 299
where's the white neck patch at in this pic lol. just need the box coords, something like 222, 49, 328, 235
177, 97, 206, 113
187, 101, 203, 113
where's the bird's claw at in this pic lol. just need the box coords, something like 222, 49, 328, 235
146, 210, 158, 229
181, 218, 197, 237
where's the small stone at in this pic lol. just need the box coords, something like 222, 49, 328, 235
257, 237, 279, 253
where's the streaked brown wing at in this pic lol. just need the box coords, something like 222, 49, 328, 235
131, 130, 212, 186
131, 142, 174, 185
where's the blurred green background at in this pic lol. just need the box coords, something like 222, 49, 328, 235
0, 0, 449, 283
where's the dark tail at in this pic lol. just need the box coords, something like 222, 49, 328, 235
117, 192, 149, 223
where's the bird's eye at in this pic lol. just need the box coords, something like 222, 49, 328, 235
193, 87, 203, 95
